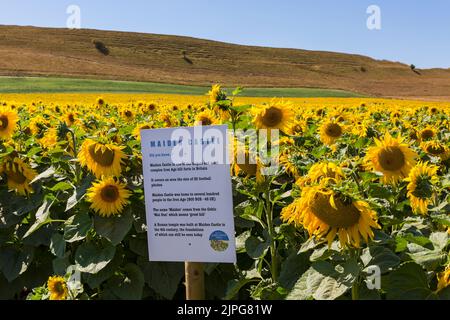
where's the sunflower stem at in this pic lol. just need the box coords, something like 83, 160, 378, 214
264, 186, 278, 283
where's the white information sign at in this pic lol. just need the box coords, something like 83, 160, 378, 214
141, 125, 236, 263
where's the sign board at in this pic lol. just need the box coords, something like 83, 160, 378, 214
140, 125, 236, 263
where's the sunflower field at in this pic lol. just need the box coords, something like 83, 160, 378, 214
0, 86, 449, 301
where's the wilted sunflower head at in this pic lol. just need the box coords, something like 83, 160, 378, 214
252, 100, 294, 134
365, 133, 417, 184
0, 107, 19, 140
281, 186, 380, 248
86, 177, 131, 217
319, 121, 344, 145
78, 139, 126, 178
47, 276, 68, 301
0, 157, 37, 195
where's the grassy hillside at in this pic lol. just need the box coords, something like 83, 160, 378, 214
0, 77, 361, 97
0, 25, 450, 99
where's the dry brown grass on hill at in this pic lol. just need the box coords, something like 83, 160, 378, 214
1, 25, 450, 99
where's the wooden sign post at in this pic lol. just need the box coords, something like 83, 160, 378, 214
185, 262, 205, 300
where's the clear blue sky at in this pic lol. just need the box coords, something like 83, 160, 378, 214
1, 0, 449, 68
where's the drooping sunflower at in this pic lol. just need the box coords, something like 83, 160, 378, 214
231, 141, 264, 183
47, 276, 68, 300
319, 121, 344, 145
365, 133, 418, 184
251, 100, 294, 134
405, 162, 439, 215
78, 139, 126, 178
421, 140, 450, 161
0, 106, 19, 140
194, 109, 218, 126
0, 157, 37, 195
86, 177, 131, 217
281, 186, 380, 248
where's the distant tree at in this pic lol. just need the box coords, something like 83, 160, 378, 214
410, 64, 416, 71
92, 40, 110, 56
360, 66, 367, 73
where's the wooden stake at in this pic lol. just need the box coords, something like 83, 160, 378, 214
185, 262, 205, 300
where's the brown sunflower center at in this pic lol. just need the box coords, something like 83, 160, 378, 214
141, 125, 151, 130
88, 144, 115, 167
426, 144, 444, 155
199, 116, 212, 126
262, 107, 283, 127
125, 111, 132, 117
7, 166, 27, 184
0, 115, 8, 130
377, 147, 405, 171
325, 123, 342, 138
310, 192, 360, 228
421, 129, 434, 140
53, 281, 65, 295
100, 185, 120, 203
68, 114, 75, 123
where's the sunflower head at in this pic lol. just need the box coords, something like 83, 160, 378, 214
419, 127, 436, 141
1, 157, 37, 195
421, 140, 450, 161
87, 177, 131, 217
319, 121, 344, 145
296, 162, 345, 187
437, 267, 450, 292
252, 100, 294, 134
281, 186, 380, 248
47, 276, 68, 300
132, 123, 153, 141
0, 107, 19, 140
194, 109, 218, 126
365, 133, 418, 184
78, 139, 126, 178
405, 162, 439, 215
208, 84, 227, 105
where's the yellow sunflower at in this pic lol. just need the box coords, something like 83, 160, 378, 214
251, 100, 294, 134
319, 121, 344, 145
405, 162, 439, 215
47, 276, 68, 300
0, 106, 19, 140
279, 152, 303, 179
281, 186, 380, 248
194, 109, 218, 126
231, 142, 263, 183
208, 84, 226, 105
86, 177, 131, 217
421, 140, 450, 161
63, 112, 78, 126
132, 123, 153, 141
78, 139, 126, 178
365, 133, 417, 184
437, 267, 450, 292
0, 157, 37, 195
419, 127, 436, 141
39, 128, 58, 150
296, 161, 345, 187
